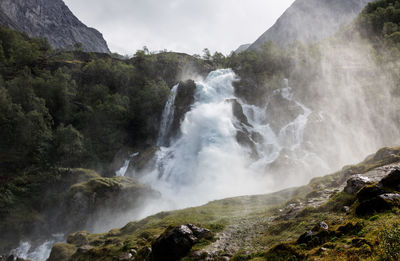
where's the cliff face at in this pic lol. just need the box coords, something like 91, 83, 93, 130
0, 0, 110, 53
248, 0, 374, 50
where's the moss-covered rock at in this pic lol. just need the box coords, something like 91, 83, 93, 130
65, 176, 160, 230
47, 243, 76, 261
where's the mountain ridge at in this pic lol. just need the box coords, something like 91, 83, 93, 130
247, 0, 374, 50
0, 0, 110, 53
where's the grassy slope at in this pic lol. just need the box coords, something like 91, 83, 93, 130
49, 147, 400, 261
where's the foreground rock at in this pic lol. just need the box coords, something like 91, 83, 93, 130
151, 224, 211, 261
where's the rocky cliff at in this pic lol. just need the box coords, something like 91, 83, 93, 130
248, 0, 374, 50
0, 0, 110, 53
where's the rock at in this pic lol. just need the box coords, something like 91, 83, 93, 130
344, 175, 372, 195
265, 91, 304, 134
297, 222, 330, 247
356, 184, 385, 203
317, 221, 329, 230
47, 243, 77, 261
67, 231, 89, 247
6, 256, 14, 261
162, 80, 196, 146
66, 176, 160, 231
342, 206, 350, 213
137, 247, 152, 260
76, 245, 93, 254
0, 0, 110, 53
380, 169, 400, 189
151, 224, 211, 261
228, 99, 252, 127
119, 253, 133, 261
355, 193, 397, 216
129, 249, 137, 255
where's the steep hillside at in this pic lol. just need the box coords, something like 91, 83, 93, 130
0, 0, 110, 53
46, 146, 400, 261
248, 0, 374, 50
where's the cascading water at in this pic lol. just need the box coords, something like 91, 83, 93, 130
139, 69, 330, 213
157, 84, 179, 147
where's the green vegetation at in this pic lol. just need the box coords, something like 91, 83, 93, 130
58, 146, 400, 261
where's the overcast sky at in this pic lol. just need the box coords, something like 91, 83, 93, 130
63, 0, 295, 55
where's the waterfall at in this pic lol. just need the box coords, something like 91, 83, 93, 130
139, 69, 330, 213
157, 84, 179, 146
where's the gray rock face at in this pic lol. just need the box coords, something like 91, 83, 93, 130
248, 0, 374, 50
0, 0, 110, 53
344, 175, 372, 195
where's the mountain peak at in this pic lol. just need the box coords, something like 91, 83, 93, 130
248, 0, 374, 50
0, 0, 110, 53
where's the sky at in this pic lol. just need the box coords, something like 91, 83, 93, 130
63, 0, 296, 55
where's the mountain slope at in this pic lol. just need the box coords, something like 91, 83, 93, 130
0, 0, 110, 53
248, 0, 374, 50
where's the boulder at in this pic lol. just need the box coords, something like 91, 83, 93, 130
344, 175, 372, 195
47, 243, 76, 261
297, 222, 330, 247
356, 184, 385, 203
151, 224, 211, 261
380, 169, 400, 189
356, 193, 400, 216
65, 176, 160, 231
66, 231, 89, 247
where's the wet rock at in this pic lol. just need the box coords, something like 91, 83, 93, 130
168, 80, 197, 143
265, 92, 304, 134
380, 168, 400, 189
151, 224, 211, 261
47, 243, 77, 261
344, 175, 372, 195
67, 231, 89, 247
228, 99, 252, 127
236, 130, 259, 159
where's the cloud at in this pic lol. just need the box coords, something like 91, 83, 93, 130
64, 0, 295, 55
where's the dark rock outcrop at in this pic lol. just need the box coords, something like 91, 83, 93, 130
0, 0, 110, 53
344, 175, 373, 195
151, 224, 211, 261
228, 99, 263, 158
248, 0, 374, 50
162, 80, 197, 146
379, 168, 400, 189
297, 222, 330, 247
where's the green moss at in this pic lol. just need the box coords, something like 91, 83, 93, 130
47, 243, 77, 261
